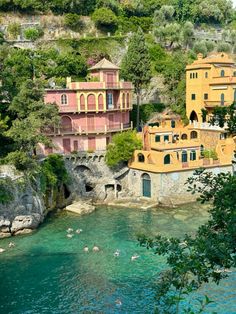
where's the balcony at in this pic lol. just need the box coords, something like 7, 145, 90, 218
189, 120, 227, 131
44, 122, 133, 136
204, 100, 231, 108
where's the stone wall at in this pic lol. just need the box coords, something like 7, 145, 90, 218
128, 165, 233, 206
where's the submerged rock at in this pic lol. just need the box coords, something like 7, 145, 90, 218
14, 229, 33, 236
11, 214, 41, 233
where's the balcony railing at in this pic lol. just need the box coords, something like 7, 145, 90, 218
44, 122, 133, 136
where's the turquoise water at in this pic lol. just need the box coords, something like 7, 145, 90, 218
0, 204, 235, 314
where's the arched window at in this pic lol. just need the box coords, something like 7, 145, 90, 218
190, 131, 198, 139
80, 94, 85, 111
190, 110, 198, 122
61, 94, 68, 105
205, 72, 208, 78
171, 120, 175, 128
220, 70, 225, 77
181, 133, 188, 140
142, 173, 151, 197
61, 116, 72, 132
190, 73, 192, 79
200, 144, 204, 157
190, 150, 196, 161
138, 153, 145, 162
107, 92, 113, 109
233, 71, 236, 77
98, 94, 104, 111
196, 72, 198, 78
87, 94, 96, 111
122, 94, 126, 108
181, 150, 188, 163
193, 73, 195, 79
220, 93, 225, 106
164, 154, 170, 165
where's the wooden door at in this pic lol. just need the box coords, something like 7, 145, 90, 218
88, 137, 96, 151
142, 174, 151, 198
87, 115, 95, 132
63, 139, 71, 154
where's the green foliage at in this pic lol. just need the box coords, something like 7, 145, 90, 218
217, 41, 232, 53
23, 27, 43, 41
118, 16, 153, 33
4, 151, 37, 171
106, 130, 142, 167
0, 178, 14, 204
131, 103, 165, 127
64, 13, 84, 31
92, 7, 118, 31
139, 169, 236, 313
121, 28, 151, 128
202, 149, 218, 160
40, 154, 69, 193
6, 79, 59, 155
7, 22, 20, 39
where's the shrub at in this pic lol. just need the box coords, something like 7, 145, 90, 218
5, 151, 36, 171
7, 22, 21, 39
202, 149, 218, 160
23, 27, 43, 41
106, 130, 142, 167
0, 178, 14, 204
92, 8, 118, 31
64, 13, 84, 31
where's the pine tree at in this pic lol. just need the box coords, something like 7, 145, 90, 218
121, 28, 151, 130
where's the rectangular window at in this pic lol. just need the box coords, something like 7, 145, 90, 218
155, 135, 160, 142
107, 93, 113, 109
204, 93, 208, 100
164, 135, 169, 142
196, 73, 198, 78
190, 73, 192, 79
191, 94, 196, 100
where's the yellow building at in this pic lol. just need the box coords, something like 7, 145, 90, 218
128, 110, 234, 202
186, 53, 236, 123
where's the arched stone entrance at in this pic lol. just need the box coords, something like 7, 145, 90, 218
190, 110, 198, 122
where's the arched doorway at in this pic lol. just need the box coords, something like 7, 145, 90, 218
142, 173, 151, 198
61, 116, 72, 132
190, 111, 198, 122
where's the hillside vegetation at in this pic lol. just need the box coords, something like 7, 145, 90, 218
0, 0, 236, 169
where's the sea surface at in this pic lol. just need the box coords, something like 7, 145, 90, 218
0, 204, 235, 314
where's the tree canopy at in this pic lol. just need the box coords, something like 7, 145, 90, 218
139, 169, 236, 313
106, 130, 142, 167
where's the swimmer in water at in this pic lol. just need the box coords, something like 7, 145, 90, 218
67, 228, 73, 233
66, 233, 73, 238
131, 254, 139, 261
8, 242, 15, 248
0, 248, 5, 253
113, 249, 120, 257
115, 299, 122, 306
92, 245, 100, 252
76, 229, 82, 234
83, 246, 89, 252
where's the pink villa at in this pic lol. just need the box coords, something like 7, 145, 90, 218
41, 58, 133, 154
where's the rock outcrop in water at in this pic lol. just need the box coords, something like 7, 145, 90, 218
0, 165, 71, 238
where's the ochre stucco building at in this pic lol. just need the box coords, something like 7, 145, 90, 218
41, 58, 133, 154
129, 53, 236, 202
186, 52, 236, 122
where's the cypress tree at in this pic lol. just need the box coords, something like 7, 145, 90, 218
121, 28, 151, 130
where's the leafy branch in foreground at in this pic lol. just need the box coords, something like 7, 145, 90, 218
138, 169, 236, 313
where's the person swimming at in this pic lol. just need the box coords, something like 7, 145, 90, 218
66, 233, 73, 238
115, 299, 122, 307
131, 254, 139, 261
83, 246, 89, 252
92, 245, 100, 252
0, 248, 5, 253
67, 228, 73, 233
76, 229, 82, 234
113, 249, 120, 257
8, 242, 15, 248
